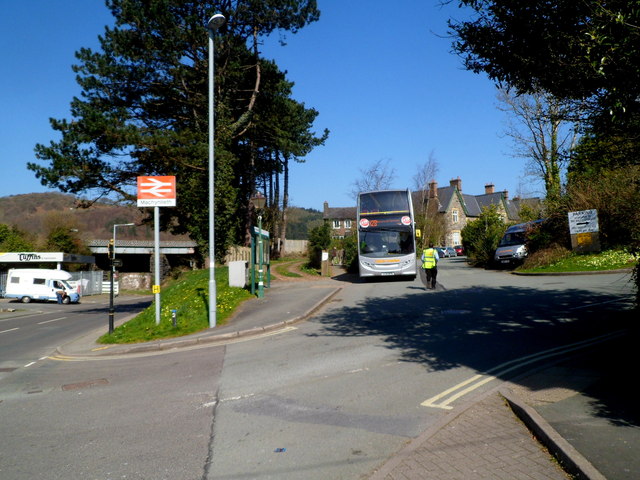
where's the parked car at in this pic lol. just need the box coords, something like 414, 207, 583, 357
454, 245, 464, 256
433, 247, 446, 258
445, 247, 457, 257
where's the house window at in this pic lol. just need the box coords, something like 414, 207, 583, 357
452, 209, 459, 223
344, 219, 352, 229
332, 220, 341, 229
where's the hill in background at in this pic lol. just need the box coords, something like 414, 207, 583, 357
0, 192, 181, 243
0, 192, 321, 243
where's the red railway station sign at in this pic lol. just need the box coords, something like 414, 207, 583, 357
137, 176, 176, 207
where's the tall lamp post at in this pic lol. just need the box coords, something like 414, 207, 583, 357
108, 222, 135, 334
252, 193, 266, 298
207, 13, 226, 329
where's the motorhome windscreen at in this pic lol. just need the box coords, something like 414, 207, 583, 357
499, 232, 527, 247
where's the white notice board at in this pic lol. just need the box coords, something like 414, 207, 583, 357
568, 209, 599, 234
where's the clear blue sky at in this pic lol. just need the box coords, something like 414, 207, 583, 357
0, 1, 536, 211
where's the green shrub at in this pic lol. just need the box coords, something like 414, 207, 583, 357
461, 205, 507, 267
341, 233, 359, 273
307, 222, 331, 269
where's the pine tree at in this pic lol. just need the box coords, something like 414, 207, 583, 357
30, 0, 324, 262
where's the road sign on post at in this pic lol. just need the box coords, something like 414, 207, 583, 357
568, 209, 601, 253
137, 176, 177, 326
137, 176, 176, 207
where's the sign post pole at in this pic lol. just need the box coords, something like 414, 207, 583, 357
154, 206, 161, 325
137, 176, 176, 327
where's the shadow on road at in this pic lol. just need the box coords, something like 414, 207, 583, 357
310, 281, 639, 428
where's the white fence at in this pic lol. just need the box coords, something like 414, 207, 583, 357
101, 281, 119, 295
223, 240, 308, 264
284, 239, 307, 254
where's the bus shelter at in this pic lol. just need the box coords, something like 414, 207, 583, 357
250, 225, 270, 297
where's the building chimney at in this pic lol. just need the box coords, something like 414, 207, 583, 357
450, 177, 462, 191
503, 190, 509, 200
323, 201, 329, 214
428, 180, 438, 198
485, 183, 495, 194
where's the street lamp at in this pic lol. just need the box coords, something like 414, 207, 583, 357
207, 13, 226, 328
252, 193, 266, 298
113, 223, 135, 261
108, 223, 135, 334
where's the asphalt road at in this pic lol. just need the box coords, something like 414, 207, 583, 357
0, 260, 635, 479
209, 259, 635, 479
0, 294, 151, 367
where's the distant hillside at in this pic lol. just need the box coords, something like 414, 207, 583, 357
0, 192, 322, 243
286, 207, 323, 240
0, 192, 181, 243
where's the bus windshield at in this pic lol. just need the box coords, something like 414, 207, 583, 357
359, 229, 414, 257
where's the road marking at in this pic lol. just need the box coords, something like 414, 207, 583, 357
0, 311, 47, 322
37, 317, 67, 325
24, 361, 36, 368
422, 329, 626, 410
0, 327, 19, 335
568, 296, 635, 310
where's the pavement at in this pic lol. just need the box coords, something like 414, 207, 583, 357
51, 271, 638, 480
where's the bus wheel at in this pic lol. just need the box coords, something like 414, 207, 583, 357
21, 296, 31, 303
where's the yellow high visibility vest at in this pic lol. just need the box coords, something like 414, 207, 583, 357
422, 248, 436, 269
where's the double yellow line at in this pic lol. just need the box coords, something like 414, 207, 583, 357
422, 329, 625, 410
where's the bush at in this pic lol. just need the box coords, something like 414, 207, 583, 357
461, 205, 507, 267
341, 234, 359, 273
307, 222, 331, 269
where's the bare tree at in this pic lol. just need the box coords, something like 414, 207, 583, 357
350, 159, 396, 199
412, 152, 440, 249
497, 88, 582, 200
412, 150, 439, 197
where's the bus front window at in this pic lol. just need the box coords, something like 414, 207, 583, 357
360, 230, 414, 256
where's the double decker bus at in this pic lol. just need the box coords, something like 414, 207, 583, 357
356, 189, 417, 279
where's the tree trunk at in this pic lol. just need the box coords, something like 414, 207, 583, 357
281, 155, 290, 257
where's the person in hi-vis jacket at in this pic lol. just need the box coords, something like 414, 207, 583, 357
421, 243, 439, 289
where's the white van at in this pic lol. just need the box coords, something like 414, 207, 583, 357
4, 269, 80, 304
494, 220, 545, 266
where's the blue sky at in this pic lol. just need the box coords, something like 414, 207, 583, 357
0, 1, 536, 211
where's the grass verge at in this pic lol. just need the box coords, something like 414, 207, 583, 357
517, 249, 637, 274
98, 268, 253, 344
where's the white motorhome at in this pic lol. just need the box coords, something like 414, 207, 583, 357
3, 269, 80, 304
